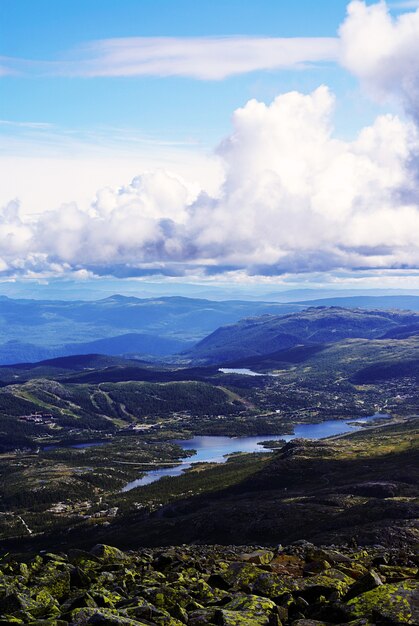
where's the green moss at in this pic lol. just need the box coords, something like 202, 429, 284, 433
215, 608, 272, 625
224, 593, 277, 612
90, 544, 127, 561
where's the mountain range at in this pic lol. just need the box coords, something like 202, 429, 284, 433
1, 294, 419, 366
0, 295, 302, 365
184, 306, 419, 364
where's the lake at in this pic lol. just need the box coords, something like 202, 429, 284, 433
121, 412, 389, 491
219, 368, 266, 376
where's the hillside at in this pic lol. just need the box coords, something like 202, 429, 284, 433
0, 307, 417, 565
296, 294, 419, 311
48, 420, 419, 551
3, 419, 418, 554
0, 334, 194, 366
186, 306, 419, 364
0, 295, 303, 365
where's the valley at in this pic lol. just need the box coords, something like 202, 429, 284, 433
0, 298, 417, 625
0, 303, 417, 558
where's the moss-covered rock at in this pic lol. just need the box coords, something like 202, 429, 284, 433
297, 567, 355, 600
239, 550, 274, 565
0, 542, 417, 625
215, 608, 275, 625
71, 607, 149, 624
90, 544, 127, 562
346, 580, 419, 624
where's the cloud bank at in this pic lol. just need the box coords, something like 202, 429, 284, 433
1, 1, 419, 280
1, 85, 419, 278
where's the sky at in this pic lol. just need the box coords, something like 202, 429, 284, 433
1, 0, 419, 296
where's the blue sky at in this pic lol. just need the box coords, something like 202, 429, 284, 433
1, 1, 419, 294
1, 0, 389, 142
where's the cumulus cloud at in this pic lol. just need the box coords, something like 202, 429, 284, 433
2, 85, 419, 278
340, 1, 419, 117
2, 1, 419, 279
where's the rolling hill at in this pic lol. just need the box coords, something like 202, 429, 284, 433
0, 295, 303, 365
185, 306, 419, 364
295, 294, 419, 311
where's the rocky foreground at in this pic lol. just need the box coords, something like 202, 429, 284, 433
0, 541, 418, 625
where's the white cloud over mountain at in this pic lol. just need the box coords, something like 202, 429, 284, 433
2, 86, 419, 278
1, 1, 419, 279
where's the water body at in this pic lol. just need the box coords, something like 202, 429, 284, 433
122, 412, 389, 491
219, 368, 265, 376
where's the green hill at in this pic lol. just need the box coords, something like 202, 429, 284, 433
186, 306, 419, 364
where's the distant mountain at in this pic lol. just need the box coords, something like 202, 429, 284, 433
64, 333, 193, 358
295, 295, 419, 311
0, 341, 51, 365
5, 353, 137, 371
185, 306, 419, 364
0, 295, 303, 364
0, 352, 218, 385
0, 333, 194, 366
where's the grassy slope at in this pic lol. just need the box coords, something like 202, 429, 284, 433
1, 417, 417, 553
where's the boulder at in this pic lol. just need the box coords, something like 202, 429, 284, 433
346, 580, 419, 624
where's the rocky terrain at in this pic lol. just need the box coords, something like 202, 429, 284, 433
0, 541, 418, 625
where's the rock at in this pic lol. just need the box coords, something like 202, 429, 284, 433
1, 541, 417, 626
344, 569, 383, 600
188, 608, 218, 625
59, 591, 98, 614
125, 598, 175, 623
292, 619, 328, 626
71, 607, 151, 624
34, 567, 71, 601
70, 565, 92, 588
303, 561, 331, 575
28, 589, 61, 619
270, 554, 304, 577
306, 548, 352, 565
378, 564, 418, 581
297, 568, 355, 601
90, 545, 127, 562
252, 571, 298, 600
0, 592, 30, 614
224, 593, 277, 613
224, 562, 264, 589
68, 549, 101, 567
240, 551, 274, 565
333, 563, 368, 580
207, 573, 231, 591
142, 583, 193, 611
346, 580, 419, 624
215, 608, 275, 625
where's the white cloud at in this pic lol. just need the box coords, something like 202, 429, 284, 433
0, 126, 224, 217
2, 1, 419, 280
1, 37, 339, 80
339, 1, 419, 117
73, 36, 339, 80
2, 86, 419, 278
